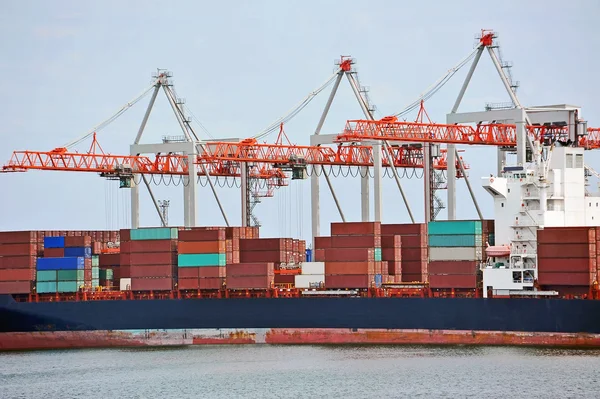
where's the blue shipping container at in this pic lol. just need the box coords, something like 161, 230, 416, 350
374, 274, 382, 288
37, 257, 85, 271
44, 236, 65, 248
64, 247, 92, 258
305, 249, 313, 262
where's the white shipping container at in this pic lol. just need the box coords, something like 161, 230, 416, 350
429, 247, 482, 261
294, 274, 325, 288
301, 262, 325, 275
120, 278, 132, 291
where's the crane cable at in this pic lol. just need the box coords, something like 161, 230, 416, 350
393, 46, 481, 118
62, 81, 158, 150
253, 69, 342, 141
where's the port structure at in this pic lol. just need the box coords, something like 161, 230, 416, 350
3, 30, 600, 236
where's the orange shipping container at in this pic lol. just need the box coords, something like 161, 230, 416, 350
178, 241, 226, 254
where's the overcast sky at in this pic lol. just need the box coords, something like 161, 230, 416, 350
1, 0, 598, 241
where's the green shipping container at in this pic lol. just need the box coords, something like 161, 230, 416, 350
178, 253, 226, 267
100, 269, 114, 280
58, 270, 79, 281
57, 281, 78, 293
428, 220, 482, 235
428, 234, 482, 247
92, 267, 100, 278
36, 270, 57, 282
91, 255, 99, 267
36, 281, 57, 293
130, 228, 178, 241
489, 233, 496, 246
374, 248, 382, 262
92, 278, 100, 287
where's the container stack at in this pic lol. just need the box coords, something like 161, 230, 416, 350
381, 224, 428, 283
537, 226, 599, 296
99, 268, 114, 289
0, 231, 37, 294
427, 220, 493, 290
120, 228, 178, 291
63, 236, 94, 289
36, 237, 85, 293
294, 261, 325, 288
380, 235, 401, 282
99, 252, 120, 289
224, 226, 259, 265
323, 222, 384, 289
226, 262, 275, 289
239, 238, 298, 285
177, 228, 227, 290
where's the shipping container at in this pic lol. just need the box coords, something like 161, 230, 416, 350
36, 257, 84, 271
314, 249, 325, 262
178, 241, 226, 254
124, 240, 177, 254
99, 253, 120, 266
43, 236, 65, 248
198, 266, 226, 278
324, 248, 375, 262
537, 244, 593, 259
0, 255, 36, 269
91, 255, 99, 267
301, 262, 325, 275
325, 274, 373, 288
537, 227, 594, 244
198, 277, 225, 290
428, 234, 483, 247
129, 228, 178, 241
314, 237, 332, 249
0, 243, 37, 256
178, 253, 226, 267
537, 258, 592, 273
331, 222, 381, 236
178, 267, 200, 278
57, 269, 85, 281
325, 261, 375, 275
0, 280, 32, 294
381, 223, 427, 236
130, 277, 173, 291
428, 220, 482, 236
294, 274, 325, 288
226, 275, 274, 289
0, 231, 37, 245
381, 248, 401, 262
64, 236, 92, 247
401, 247, 428, 260
429, 274, 478, 288
380, 235, 401, 248
388, 261, 401, 275
274, 274, 295, 284
0, 268, 34, 282
178, 229, 226, 242
64, 247, 92, 258
401, 260, 428, 275
429, 260, 479, 275
43, 248, 64, 258
429, 247, 483, 261
330, 235, 381, 248
401, 273, 424, 283
239, 251, 289, 263
178, 278, 201, 290
36, 270, 57, 282
129, 265, 174, 278
305, 249, 313, 262
57, 281, 79, 292
399, 235, 427, 248
239, 238, 289, 252
226, 262, 274, 277
537, 272, 592, 286
36, 281, 57, 293
130, 252, 175, 266
99, 268, 114, 280
120, 277, 132, 290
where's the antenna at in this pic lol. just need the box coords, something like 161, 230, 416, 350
158, 200, 170, 227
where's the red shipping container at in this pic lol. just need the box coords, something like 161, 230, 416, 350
130, 264, 173, 278
179, 229, 226, 242
240, 251, 287, 263
0, 268, 35, 281
538, 258, 591, 273
226, 275, 274, 289
388, 261, 401, 275
178, 278, 200, 290
538, 272, 591, 286
118, 265, 130, 279
314, 237, 332, 249
225, 227, 241, 239
178, 241, 226, 254
381, 235, 401, 248
429, 274, 478, 289
330, 235, 381, 248
325, 261, 375, 275
64, 236, 92, 247
120, 253, 131, 266
0, 281, 31, 294
99, 253, 121, 266
84, 269, 92, 280
199, 277, 225, 290
401, 247, 428, 260
402, 260, 427, 274
381, 223, 427, 236
198, 266, 226, 278
314, 249, 326, 262
239, 238, 287, 252
92, 241, 103, 255
331, 222, 381, 236
399, 235, 427, 248
537, 244, 592, 259
325, 274, 372, 288
538, 227, 594, 244
120, 229, 131, 241
227, 262, 274, 277
0, 255, 36, 269
0, 243, 37, 256
381, 248, 401, 262
381, 261, 388, 276
274, 274, 296, 284
44, 248, 64, 258
130, 277, 173, 291
178, 267, 200, 278
232, 251, 240, 264
128, 240, 176, 254
429, 261, 479, 275
120, 241, 131, 253
226, 251, 233, 264
324, 248, 375, 262
401, 273, 424, 283
0, 231, 37, 245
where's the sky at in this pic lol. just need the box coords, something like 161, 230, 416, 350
1, 0, 599, 241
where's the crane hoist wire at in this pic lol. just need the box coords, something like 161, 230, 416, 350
253, 69, 342, 141
62, 82, 158, 150
393, 47, 480, 118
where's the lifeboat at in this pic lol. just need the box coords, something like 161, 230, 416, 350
485, 245, 511, 257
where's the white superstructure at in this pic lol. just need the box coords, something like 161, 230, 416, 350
481, 128, 600, 297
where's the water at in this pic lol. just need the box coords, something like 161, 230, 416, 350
1, 346, 599, 398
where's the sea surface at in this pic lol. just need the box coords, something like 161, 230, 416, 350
1, 345, 599, 398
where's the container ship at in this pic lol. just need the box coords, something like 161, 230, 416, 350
2, 31, 600, 350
